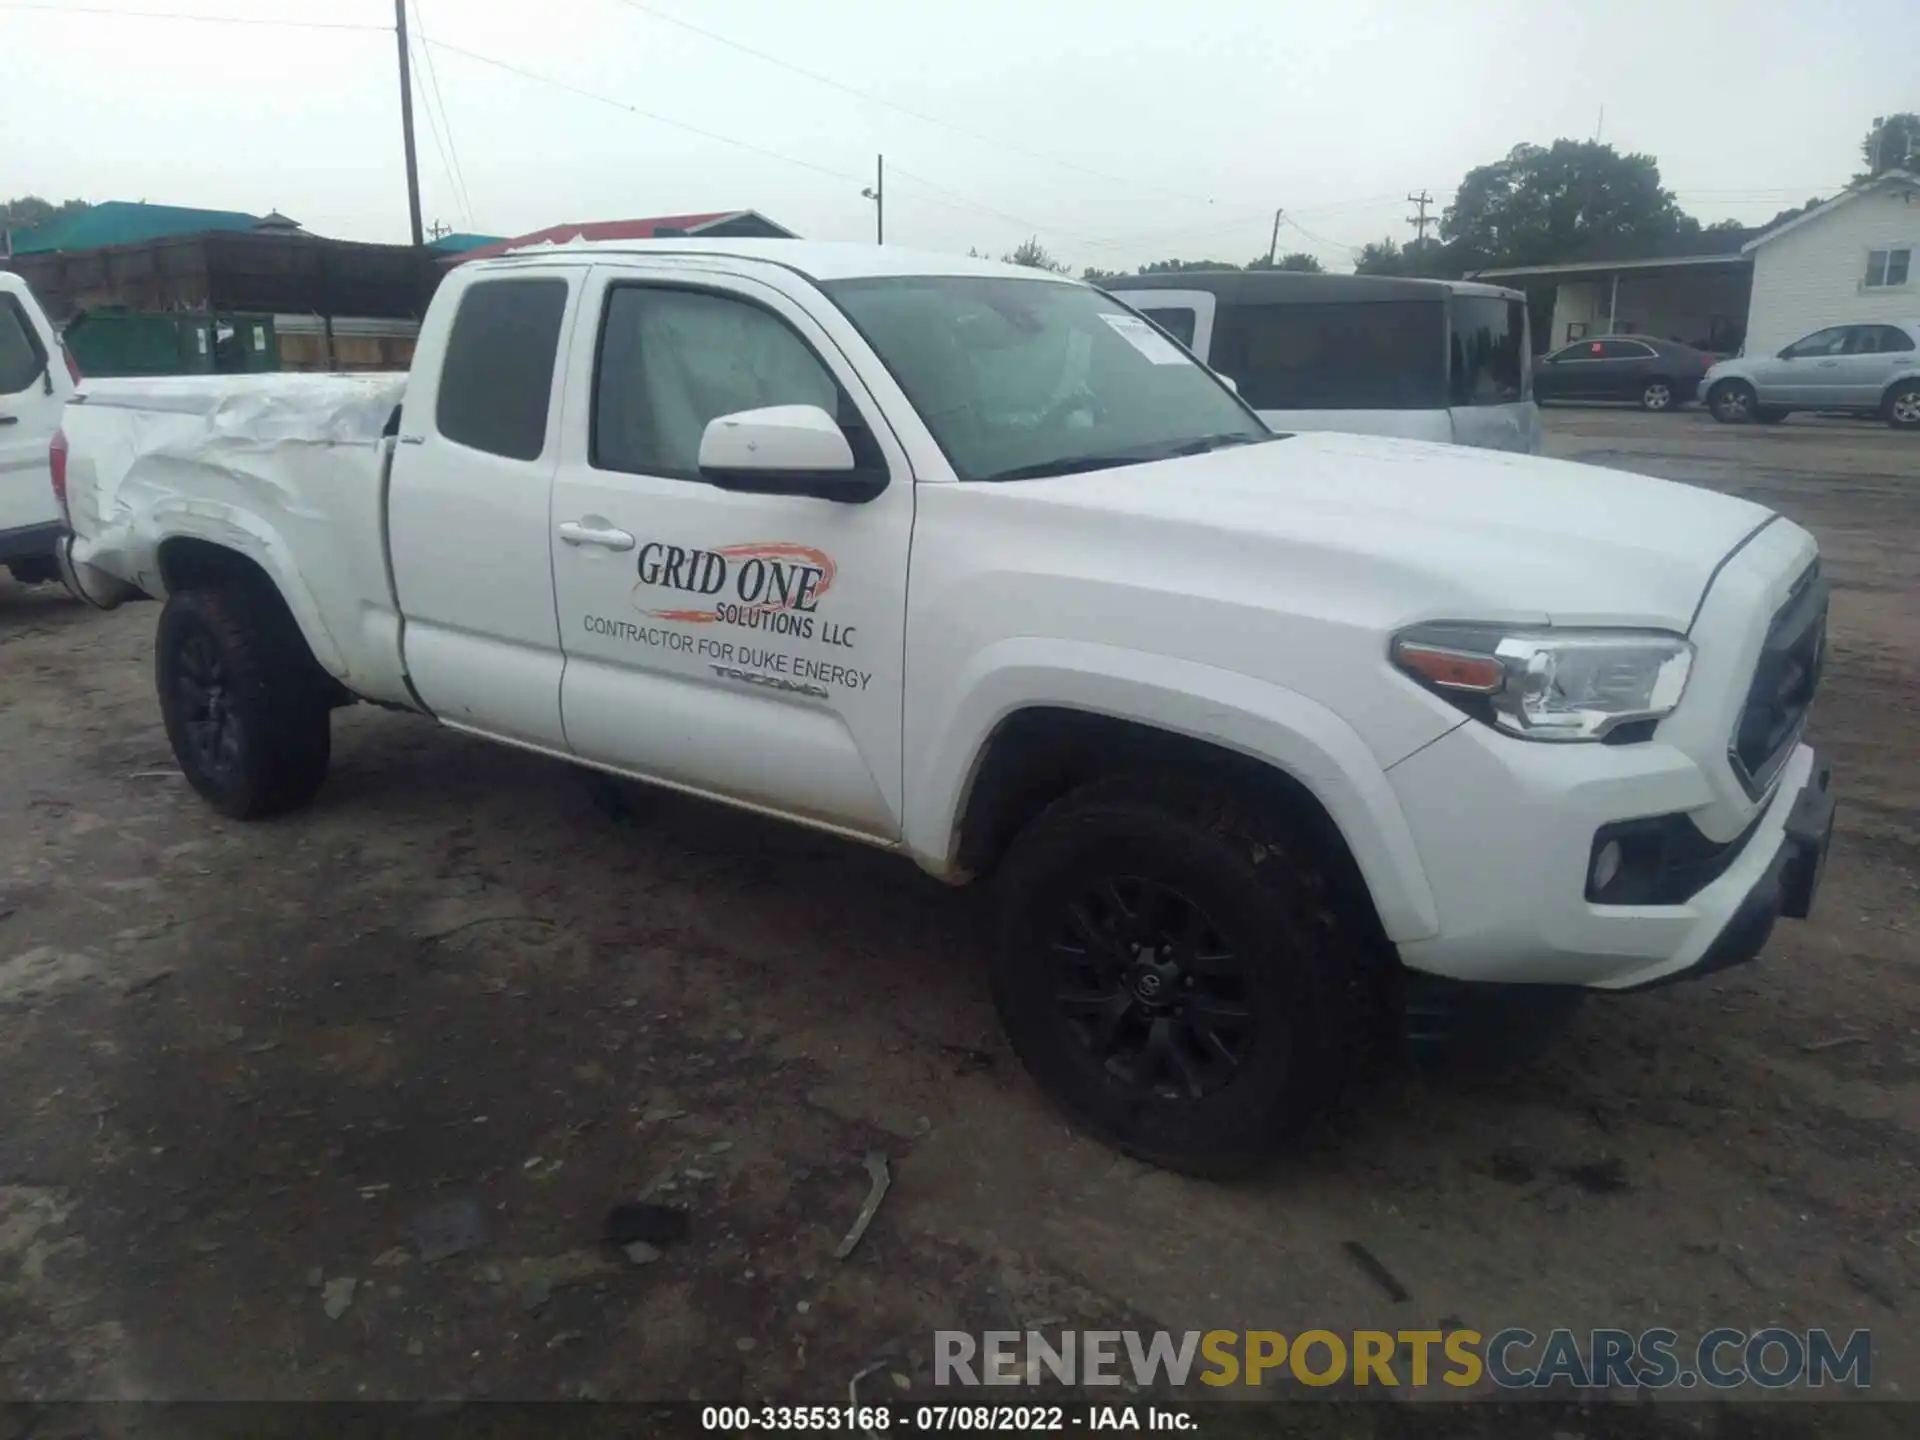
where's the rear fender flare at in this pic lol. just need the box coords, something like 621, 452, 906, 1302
152, 509, 348, 681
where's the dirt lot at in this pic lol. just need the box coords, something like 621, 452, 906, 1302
1, 407, 1916, 1422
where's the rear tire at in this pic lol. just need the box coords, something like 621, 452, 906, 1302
1639, 378, 1675, 412
1887, 380, 1920, 431
990, 773, 1371, 1175
156, 586, 332, 819
1709, 380, 1757, 424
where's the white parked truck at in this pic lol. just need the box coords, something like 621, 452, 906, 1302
1, 270, 76, 586
55, 241, 1836, 1172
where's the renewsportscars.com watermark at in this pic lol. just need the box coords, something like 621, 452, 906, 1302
935, 1327, 1873, 1391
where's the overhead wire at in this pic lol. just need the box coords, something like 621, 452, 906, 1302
409, 0, 475, 228
604, 0, 1228, 210
424, 37, 872, 187
0, 2, 386, 30
884, 165, 1098, 247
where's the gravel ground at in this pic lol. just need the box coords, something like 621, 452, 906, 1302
0, 406, 1914, 1428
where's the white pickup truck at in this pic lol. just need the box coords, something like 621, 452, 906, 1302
56, 241, 1836, 1172
1, 270, 75, 586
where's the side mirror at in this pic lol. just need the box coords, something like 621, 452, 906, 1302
1213, 371, 1239, 394
697, 405, 884, 502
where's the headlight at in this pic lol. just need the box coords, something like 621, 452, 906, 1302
1392, 625, 1694, 742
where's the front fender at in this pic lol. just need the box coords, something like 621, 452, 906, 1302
904, 637, 1443, 943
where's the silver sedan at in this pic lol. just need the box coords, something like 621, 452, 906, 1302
1701, 320, 1920, 430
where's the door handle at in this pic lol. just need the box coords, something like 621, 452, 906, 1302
1817, 360, 1839, 368
558, 520, 636, 551
0, 414, 17, 426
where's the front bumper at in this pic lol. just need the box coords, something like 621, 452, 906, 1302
1389, 730, 1834, 991
1619, 751, 1833, 990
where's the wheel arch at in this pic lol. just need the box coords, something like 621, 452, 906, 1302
909, 642, 1441, 943
1881, 372, 1920, 413
155, 535, 344, 688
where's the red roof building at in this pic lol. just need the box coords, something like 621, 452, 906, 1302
443, 210, 794, 265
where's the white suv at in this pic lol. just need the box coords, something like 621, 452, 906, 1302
0, 271, 75, 584
1703, 320, 1920, 429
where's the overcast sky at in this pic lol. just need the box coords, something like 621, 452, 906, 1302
2, 0, 1908, 271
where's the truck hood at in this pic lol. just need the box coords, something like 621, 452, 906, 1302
1001, 431, 1774, 631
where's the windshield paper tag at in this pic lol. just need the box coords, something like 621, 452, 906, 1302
1099, 312, 1187, 365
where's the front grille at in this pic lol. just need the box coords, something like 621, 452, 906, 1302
1730, 561, 1827, 798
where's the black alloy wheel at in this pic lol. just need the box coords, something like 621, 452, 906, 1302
1047, 873, 1259, 1101
172, 622, 244, 787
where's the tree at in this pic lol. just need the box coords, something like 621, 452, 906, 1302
1080, 266, 1126, 282
2, 195, 89, 236
1001, 236, 1070, 274
1137, 257, 1240, 274
1272, 251, 1323, 273
1440, 140, 1690, 271
1859, 113, 1920, 180
1353, 235, 1454, 277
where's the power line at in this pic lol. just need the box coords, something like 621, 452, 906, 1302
0, 2, 386, 30
885, 165, 1096, 246
604, 0, 1225, 210
1283, 214, 1360, 252
407, 34, 466, 229
425, 37, 871, 186
410, 0, 473, 227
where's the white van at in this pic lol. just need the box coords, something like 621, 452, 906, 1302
1101, 271, 1542, 453
0, 271, 74, 585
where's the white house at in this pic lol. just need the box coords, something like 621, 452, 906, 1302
1741, 169, 1919, 354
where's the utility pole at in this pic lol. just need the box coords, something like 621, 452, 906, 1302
394, 0, 425, 248
1266, 208, 1283, 266
1406, 190, 1434, 244
861, 155, 884, 244
428, 219, 451, 241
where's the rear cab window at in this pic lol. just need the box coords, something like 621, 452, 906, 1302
1449, 294, 1530, 405
0, 294, 49, 396
1208, 299, 1446, 410
435, 278, 570, 460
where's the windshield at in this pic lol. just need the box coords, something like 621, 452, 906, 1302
822, 275, 1271, 482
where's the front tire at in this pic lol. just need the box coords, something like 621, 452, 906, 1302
1887, 380, 1920, 431
1639, 378, 1675, 412
1709, 380, 1757, 424
156, 587, 332, 819
990, 774, 1367, 1175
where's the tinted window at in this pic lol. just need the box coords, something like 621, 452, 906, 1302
435, 279, 568, 461
1449, 296, 1529, 405
1593, 339, 1654, 360
1850, 324, 1915, 354
1138, 306, 1197, 348
1208, 300, 1445, 410
826, 276, 1266, 483
0, 295, 47, 395
593, 286, 839, 478
1781, 327, 1849, 359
